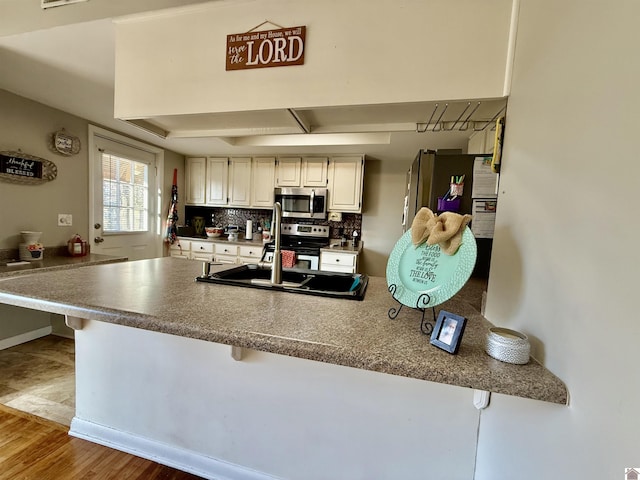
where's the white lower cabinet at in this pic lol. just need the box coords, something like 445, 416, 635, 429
214, 243, 238, 264
171, 238, 262, 264
320, 250, 359, 274
238, 245, 263, 264
191, 241, 215, 262
169, 239, 191, 259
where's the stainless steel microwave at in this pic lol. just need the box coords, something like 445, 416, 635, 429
274, 187, 328, 219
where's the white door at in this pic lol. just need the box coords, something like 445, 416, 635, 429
89, 126, 164, 261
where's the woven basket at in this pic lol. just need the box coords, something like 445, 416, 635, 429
485, 327, 530, 364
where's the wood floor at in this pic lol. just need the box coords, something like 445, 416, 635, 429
0, 403, 204, 480
0, 336, 204, 479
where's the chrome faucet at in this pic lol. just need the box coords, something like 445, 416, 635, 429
270, 202, 282, 285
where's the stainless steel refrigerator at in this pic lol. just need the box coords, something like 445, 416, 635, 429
402, 149, 494, 277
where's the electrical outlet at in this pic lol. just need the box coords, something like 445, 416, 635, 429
58, 214, 72, 226
328, 212, 342, 222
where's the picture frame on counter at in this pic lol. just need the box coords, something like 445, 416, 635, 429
430, 310, 467, 354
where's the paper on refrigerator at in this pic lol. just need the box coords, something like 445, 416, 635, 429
472, 157, 499, 198
471, 199, 497, 239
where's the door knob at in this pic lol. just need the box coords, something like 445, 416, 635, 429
94, 236, 104, 243
94, 223, 101, 229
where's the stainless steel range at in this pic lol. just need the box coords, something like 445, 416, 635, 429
263, 223, 330, 270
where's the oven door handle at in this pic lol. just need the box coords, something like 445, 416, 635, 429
309, 189, 315, 214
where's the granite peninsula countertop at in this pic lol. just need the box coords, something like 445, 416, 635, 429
0, 251, 128, 278
0, 257, 567, 405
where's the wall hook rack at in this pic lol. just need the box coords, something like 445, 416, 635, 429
417, 101, 505, 133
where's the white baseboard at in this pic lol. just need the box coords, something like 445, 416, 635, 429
69, 417, 280, 480
0, 326, 52, 350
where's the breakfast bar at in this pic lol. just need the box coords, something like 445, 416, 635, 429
0, 257, 567, 479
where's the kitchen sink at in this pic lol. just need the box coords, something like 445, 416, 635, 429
195, 264, 368, 300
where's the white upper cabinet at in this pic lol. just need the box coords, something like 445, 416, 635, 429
185, 157, 206, 205
327, 156, 365, 213
186, 157, 228, 206
276, 156, 328, 187
251, 157, 276, 208
187, 154, 364, 212
467, 128, 496, 154
228, 157, 252, 207
276, 157, 302, 187
301, 157, 328, 187
205, 157, 229, 206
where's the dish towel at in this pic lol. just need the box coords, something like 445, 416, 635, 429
411, 207, 472, 255
281, 250, 296, 268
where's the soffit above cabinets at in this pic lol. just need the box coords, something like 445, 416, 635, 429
122, 98, 508, 142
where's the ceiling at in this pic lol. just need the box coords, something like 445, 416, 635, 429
0, 5, 507, 158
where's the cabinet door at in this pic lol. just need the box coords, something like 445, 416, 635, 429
327, 156, 364, 212
320, 251, 358, 273
252, 157, 276, 208
169, 239, 191, 259
238, 245, 263, 264
185, 157, 206, 205
276, 157, 301, 186
206, 157, 229, 206
301, 157, 328, 187
229, 157, 252, 207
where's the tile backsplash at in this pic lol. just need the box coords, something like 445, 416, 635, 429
185, 206, 361, 240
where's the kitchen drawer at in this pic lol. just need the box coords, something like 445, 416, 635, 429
191, 241, 214, 254
192, 253, 215, 262
214, 243, 238, 256
215, 254, 238, 264
320, 264, 355, 274
239, 245, 262, 259
171, 239, 191, 252
320, 252, 356, 267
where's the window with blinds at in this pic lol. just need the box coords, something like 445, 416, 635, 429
101, 152, 149, 233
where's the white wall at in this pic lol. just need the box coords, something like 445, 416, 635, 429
0, 89, 185, 252
114, 0, 513, 117
0, 0, 213, 36
0, 305, 51, 346
478, 1, 640, 478
74, 320, 481, 480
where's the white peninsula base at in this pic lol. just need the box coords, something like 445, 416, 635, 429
70, 320, 481, 480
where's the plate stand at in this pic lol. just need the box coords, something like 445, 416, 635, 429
387, 284, 436, 335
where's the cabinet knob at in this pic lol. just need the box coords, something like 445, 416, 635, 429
336, 259, 340, 262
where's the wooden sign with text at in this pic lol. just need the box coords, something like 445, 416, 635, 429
0, 153, 43, 179
0, 151, 57, 185
226, 26, 306, 71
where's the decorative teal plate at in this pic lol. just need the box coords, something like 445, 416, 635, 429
386, 227, 477, 309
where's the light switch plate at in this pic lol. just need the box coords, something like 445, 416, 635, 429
58, 214, 72, 226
